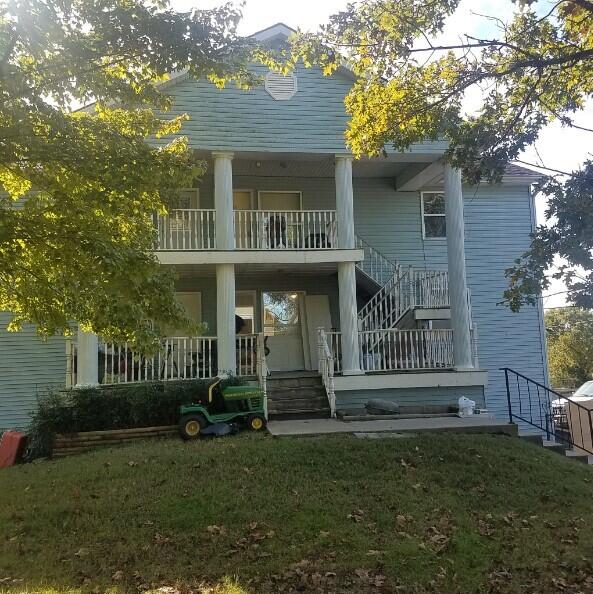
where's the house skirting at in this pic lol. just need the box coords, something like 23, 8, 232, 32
333, 370, 488, 411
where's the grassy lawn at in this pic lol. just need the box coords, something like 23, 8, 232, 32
1, 433, 593, 593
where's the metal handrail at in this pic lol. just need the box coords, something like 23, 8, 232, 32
502, 367, 593, 456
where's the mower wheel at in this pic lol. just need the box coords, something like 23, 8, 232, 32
180, 413, 207, 440
247, 413, 266, 431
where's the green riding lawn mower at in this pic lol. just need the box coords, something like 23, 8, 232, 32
179, 377, 267, 439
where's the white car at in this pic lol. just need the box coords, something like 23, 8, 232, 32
551, 381, 593, 426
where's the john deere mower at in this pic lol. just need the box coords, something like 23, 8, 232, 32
179, 377, 266, 439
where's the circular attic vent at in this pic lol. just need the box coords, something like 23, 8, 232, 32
264, 71, 297, 100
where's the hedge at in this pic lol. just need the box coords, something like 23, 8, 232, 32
28, 377, 245, 458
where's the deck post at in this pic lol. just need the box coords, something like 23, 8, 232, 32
335, 154, 362, 374
335, 155, 355, 249
216, 263, 236, 377
444, 164, 474, 369
76, 328, 99, 386
212, 151, 234, 250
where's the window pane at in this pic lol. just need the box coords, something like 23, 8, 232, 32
424, 216, 446, 238
263, 292, 301, 336
423, 193, 445, 214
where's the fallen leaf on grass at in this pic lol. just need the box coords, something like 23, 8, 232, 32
74, 547, 89, 557
347, 509, 365, 523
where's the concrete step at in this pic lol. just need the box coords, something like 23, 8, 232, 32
564, 449, 593, 464
269, 397, 329, 411
267, 386, 326, 401
268, 408, 330, 420
267, 376, 322, 389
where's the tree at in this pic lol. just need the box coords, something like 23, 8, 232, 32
0, 0, 254, 349
545, 307, 593, 387
276, 0, 593, 310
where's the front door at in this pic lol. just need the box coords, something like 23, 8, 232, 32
263, 291, 305, 371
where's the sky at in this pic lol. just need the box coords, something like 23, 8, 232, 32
172, 0, 592, 308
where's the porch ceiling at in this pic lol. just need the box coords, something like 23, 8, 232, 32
193, 150, 440, 179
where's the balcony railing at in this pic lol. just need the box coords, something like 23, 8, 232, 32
234, 210, 337, 250
154, 209, 339, 251
66, 335, 261, 386
156, 209, 216, 250
327, 329, 455, 373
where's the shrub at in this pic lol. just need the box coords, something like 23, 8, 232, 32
27, 377, 245, 458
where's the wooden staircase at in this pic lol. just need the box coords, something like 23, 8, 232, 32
266, 374, 331, 419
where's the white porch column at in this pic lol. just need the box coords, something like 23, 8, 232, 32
216, 263, 236, 376
76, 329, 98, 386
213, 151, 234, 250
338, 262, 362, 375
335, 154, 361, 374
444, 164, 473, 369
335, 155, 355, 249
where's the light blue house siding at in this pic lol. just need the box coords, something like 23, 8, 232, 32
0, 314, 66, 430
158, 65, 447, 155
352, 179, 548, 420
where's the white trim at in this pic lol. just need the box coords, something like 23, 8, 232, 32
157, 248, 365, 265
333, 370, 488, 391
421, 191, 446, 239
257, 190, 303, 210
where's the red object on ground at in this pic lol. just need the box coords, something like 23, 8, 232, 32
0, 431, 26, 468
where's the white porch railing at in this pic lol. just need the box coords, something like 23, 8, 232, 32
327, 331, 342, 374
327, 329, 454, 373
410, 269, 449, 308
156, 209, 216, 250
256, 332, 269, 420
236, 334, 258, 376
101, 337, 218, 384
355, 235, 398, 287
98, 335, 262, 385
359, 329, 454, 371
234, 210, 337, 250
317, 328, 336, 417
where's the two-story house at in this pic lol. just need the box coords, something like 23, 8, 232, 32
0, 23, 548, 429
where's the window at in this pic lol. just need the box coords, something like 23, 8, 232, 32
421, 192, 446, 238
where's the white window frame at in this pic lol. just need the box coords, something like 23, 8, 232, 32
421, 191, 446, 239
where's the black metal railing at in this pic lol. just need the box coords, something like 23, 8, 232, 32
501, 367, 593, 455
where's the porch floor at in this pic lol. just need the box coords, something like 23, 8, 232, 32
267, 415, 517, 437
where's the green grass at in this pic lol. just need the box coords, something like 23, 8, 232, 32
1, 433, 593, 593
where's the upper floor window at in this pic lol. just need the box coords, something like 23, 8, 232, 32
421, 191, 446, 238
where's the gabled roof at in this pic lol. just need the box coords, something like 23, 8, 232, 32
504, 163, 545, 182
250, 23, 297, 42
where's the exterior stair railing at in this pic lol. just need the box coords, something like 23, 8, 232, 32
502, 367, 593, 455
317, 327, 336, 418
355, 235, 398, 287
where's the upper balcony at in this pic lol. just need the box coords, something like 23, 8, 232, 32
155, 208, 337, 251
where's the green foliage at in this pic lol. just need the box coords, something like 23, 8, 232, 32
285, 0, 593, 308
545, 307, 593, 387
27, 376, 245, 457
0, 0, 256, 350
